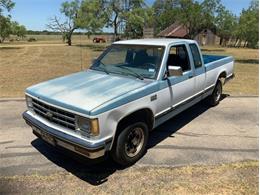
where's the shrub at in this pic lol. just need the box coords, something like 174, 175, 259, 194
28, 37, 37, 42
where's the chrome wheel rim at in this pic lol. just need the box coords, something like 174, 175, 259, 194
125, 127, 144, 158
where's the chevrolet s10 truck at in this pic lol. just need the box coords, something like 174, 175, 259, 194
23, 39, 234, 166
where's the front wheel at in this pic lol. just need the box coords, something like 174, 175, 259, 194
111, 122, 148, 166
206, 80, 223, 106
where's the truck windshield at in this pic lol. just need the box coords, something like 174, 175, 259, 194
90, 44, 165, 80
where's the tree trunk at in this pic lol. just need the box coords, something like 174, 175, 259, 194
66, 28, 76, 46
243, 40, 247, 48
223, 39, 227, 47
234, 38, 239, 47
219, 37, 223, 46
113, 14, 118, 40
67, 36, 72, 46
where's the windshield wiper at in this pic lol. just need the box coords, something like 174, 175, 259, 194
92, 60, 109, 74
116, 66, 144, 80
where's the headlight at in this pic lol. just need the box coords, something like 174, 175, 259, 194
76, 116, 99, 136
26, 95, 33, 111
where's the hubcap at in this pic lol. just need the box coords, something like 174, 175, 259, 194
125, 127, 144, 158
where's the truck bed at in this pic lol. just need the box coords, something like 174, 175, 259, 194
203, 55, 228, 64
203, 54, 233, 73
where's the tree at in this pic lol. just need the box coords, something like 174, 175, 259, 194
0, 0, 15, 14
124, 7, 153, 38
11, 21, 27, 39
152, 0, 179, 34
47, 0, 80, 46
77, 0, 107, 34
101, 0, 149, 39
200, 0, 221, 29
0, 15, 11, 42
177, 0, 203, 39
123, 1, 152, 38
0, 0, 27, 43
238, 0, 259, 48
153, 0, 209, 39
215, 5, 237, 46
0, 0, 14, 42
104, 0, 125, 38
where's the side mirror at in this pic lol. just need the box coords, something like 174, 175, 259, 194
168, 66, 183, 77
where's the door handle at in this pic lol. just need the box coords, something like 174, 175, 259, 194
188, 75, 193, 79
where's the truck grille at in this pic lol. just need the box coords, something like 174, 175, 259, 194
31, 98, 76, 130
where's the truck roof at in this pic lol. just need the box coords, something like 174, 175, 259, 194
113, 38, 197, 47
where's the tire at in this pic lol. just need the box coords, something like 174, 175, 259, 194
111, 122, 148, 166
206, 80, 222, 106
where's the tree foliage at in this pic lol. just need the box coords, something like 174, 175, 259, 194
0, 0, 15, 14
124, 7, 153, 38
215, 5, 237, 45
153, 0, 180, 34
0, 0, 26, 43
0, 15, 11, 42
101, 0, 150, 39
123, 1, 153, 38
152, 0, 258, 48
0, 0, 14, 42
104, 0, 125, 37
77, 0, 107, 34
153, 0, 222, 39
177, 0, 204, 39
11, 21, 26, 38
238, 0, 259, 48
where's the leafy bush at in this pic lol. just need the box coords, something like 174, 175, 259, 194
27, 37, 37, 42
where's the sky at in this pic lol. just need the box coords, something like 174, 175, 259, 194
6, 0, 252, 31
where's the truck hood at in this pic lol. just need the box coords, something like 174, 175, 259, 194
26, 70, 147, 115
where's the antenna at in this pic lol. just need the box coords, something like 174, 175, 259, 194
80, 32, 83, 71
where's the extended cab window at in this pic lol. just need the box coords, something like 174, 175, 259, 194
189, 44, 202, 68
167, 45, 190, 72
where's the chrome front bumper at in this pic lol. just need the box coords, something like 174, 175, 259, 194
23, 111, 112, 159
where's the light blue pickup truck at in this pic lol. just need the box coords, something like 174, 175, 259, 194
23, 39, 234, 166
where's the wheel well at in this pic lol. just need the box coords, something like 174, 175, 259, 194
110, 109, 154, 150
116, 109, 154, 133
218, 71, 227, 84
219, 71, 227, 79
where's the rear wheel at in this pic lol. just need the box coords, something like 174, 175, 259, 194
206, 80, 222, 106
111, 122, 148, 166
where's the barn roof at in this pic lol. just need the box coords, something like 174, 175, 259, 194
157, 22, 189, 37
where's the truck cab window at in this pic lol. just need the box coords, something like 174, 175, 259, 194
189, 44, 202, 68
167, 45, 190, 72
91, 45, 165, 79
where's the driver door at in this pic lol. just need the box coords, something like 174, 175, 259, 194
166, 44, 195, 107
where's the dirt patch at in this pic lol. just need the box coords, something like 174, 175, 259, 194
0, 161, 258, 195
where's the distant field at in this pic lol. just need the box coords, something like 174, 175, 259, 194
5, 34, 112, 44
0, 39, 258, 97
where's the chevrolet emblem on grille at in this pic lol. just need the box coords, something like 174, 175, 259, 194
46, 111, 53, 120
